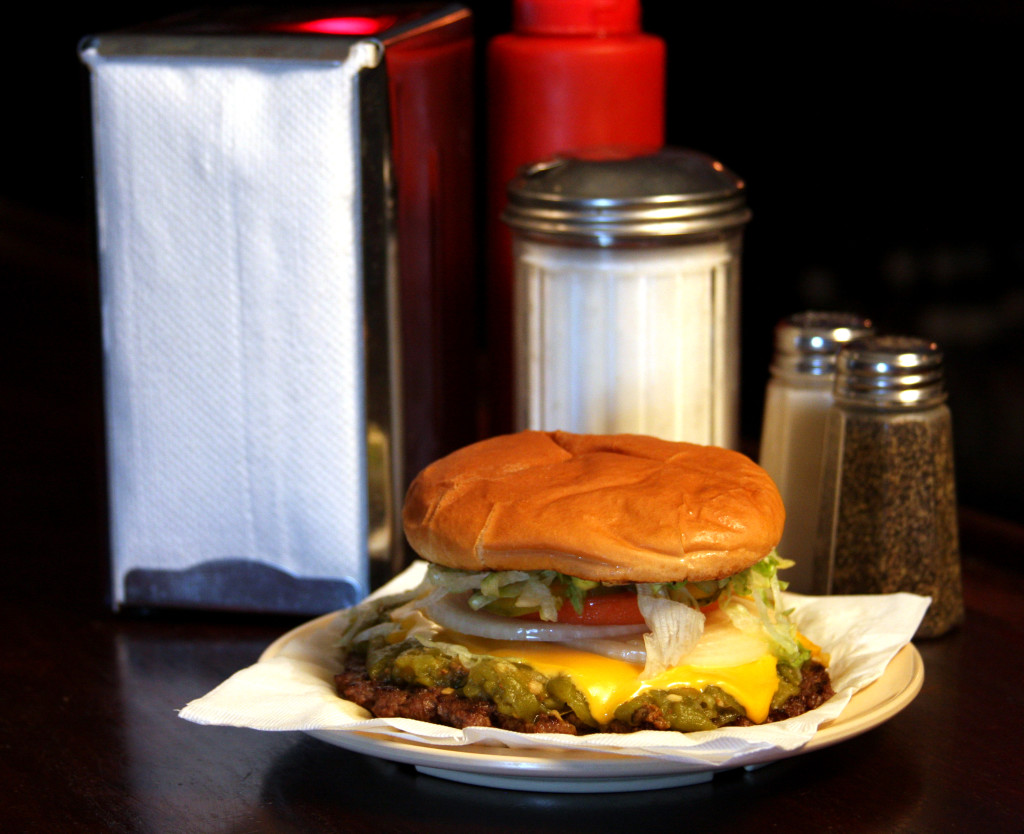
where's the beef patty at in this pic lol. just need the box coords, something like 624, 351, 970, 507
334, 653, 834, 735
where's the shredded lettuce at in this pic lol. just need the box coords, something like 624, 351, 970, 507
334, 587, 424, 654
636, 588, 705, 678
423, 554, 808, 667
717, 551, 809, 667
427, 564, 594, 622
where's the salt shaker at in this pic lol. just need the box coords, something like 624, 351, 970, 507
758, 311, 874, 594
816, 335, 964, 637
502, 147, 750, 447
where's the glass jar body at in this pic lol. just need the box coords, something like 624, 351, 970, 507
759, 373, 834, 593
511, 231, 741, 447
817, 403, 963, 636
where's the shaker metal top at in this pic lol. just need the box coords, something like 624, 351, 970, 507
834, 335, 947, 408
502, 147, 750, 244
771, 311, 875, 378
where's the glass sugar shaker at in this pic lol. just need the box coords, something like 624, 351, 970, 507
816, 335, 964, 637
502, 147, 750, 448
758, 311, 874, 594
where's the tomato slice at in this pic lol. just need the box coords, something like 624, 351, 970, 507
514, 591, 720, 625
517, 591, 647, 626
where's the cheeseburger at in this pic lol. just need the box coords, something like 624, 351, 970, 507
334, 431, 832, 734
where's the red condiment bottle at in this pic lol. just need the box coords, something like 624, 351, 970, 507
485, 0, 666, 435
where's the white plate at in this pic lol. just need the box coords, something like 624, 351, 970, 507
261, 615, 924, 793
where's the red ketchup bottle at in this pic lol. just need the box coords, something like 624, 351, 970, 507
485, 0, 666, 435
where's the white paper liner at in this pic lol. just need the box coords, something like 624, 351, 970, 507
180, 561, 930, 767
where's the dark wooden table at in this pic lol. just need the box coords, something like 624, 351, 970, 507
3, 499, 1023, 832
4, 216, 1024, 830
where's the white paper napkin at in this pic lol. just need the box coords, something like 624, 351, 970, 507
180, 561, 930, 766
82, 43, 380, 595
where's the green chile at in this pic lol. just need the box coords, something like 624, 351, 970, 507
365, 639, 468, 688
614, 686, 747, 732
547, 674, 597, 727
770, 663, 802, 711
359, 641, 786, 731
463, 660, 551, 722
361, 641, 594, 724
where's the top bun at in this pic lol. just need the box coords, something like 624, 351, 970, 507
402, 431, 785, 583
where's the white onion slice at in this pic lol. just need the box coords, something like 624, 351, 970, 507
564, 611, 773, 669
562, 635, 647, 664
560, 609, 771, 669
678, 607, 770, 667
426, 594, 648, 643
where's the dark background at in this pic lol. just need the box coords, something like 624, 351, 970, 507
4, 1, 1022, 605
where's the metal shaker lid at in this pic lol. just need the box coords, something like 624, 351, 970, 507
834, 335, 947, 408
502, 147, 750, 244
771, 311, 875, 378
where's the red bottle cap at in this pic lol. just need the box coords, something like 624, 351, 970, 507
514, 0, 642, 36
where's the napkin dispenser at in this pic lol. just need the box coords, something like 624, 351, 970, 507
80, 5, 477, 614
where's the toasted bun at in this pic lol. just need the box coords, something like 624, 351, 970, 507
402, 431, 785, 583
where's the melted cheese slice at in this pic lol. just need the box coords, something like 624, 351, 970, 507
442, 610, 781, 725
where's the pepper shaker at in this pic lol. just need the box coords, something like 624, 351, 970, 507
758, 311, 874, 593
816, 335, 964, 637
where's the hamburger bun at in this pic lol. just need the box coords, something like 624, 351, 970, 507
402, 430, 785, 583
